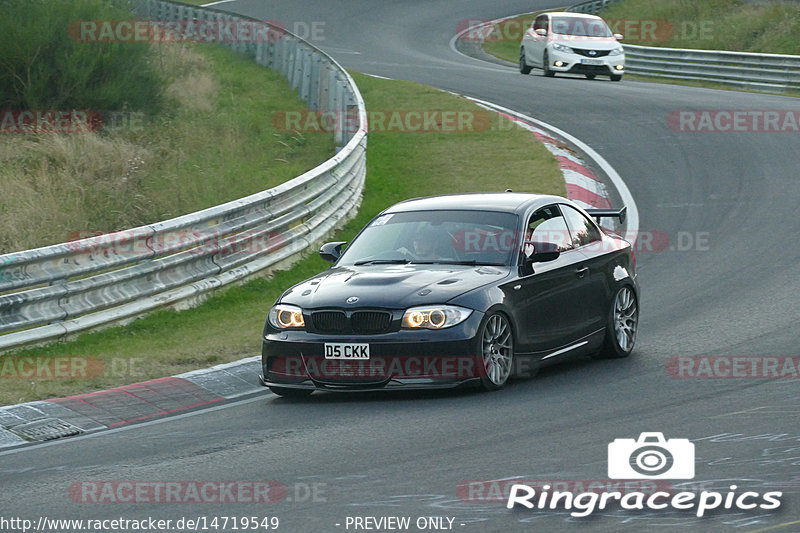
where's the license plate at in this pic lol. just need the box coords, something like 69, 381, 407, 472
581, 58, 603, 65
324, 343, 370, 360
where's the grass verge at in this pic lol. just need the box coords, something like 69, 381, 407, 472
0, 72, 564, 405
600, 0, 800, 54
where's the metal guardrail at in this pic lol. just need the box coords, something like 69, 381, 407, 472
566, 0, 620, 14
566, 0, 800, 91
622, 45, 800, 91
0, 0, 367, 351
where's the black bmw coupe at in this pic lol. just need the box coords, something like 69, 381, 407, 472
260, 192, 638, 396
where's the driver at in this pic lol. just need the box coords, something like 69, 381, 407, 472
399, 225, 443, 260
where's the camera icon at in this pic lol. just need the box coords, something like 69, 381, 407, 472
608, 432, 695, 479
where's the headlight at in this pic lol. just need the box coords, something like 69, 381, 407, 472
401, 305, 473, 330
268, 304, 305, 329
609, 47, 624, 56
552, 43, 573, 53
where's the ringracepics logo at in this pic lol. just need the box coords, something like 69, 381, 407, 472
507, 433, 783, 517
608, 432, 694, 479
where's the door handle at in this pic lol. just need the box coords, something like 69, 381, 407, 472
575, 266, 589, 278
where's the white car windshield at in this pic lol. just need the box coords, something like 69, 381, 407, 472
551, 16, 612, 38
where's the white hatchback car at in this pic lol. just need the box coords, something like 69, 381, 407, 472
520, 12, 625, 81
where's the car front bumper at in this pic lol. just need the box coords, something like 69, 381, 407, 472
548, 49, 625, 76
261, 311, 487, 391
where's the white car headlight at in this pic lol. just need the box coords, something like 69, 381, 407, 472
401, 305, 473, 330
268, 304, 305, 329
609, 47, 624, 56
552, 43, 574, 53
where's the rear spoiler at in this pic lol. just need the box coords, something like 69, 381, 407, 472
586, 206, 626, 224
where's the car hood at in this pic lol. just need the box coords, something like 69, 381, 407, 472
280, 264, 511, 309
552, 36, 621, 50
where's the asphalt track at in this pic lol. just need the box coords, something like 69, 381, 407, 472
2, 1, 800, 532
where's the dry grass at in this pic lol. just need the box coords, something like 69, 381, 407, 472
0, 43, 333, 255
0, 134, 151, 252
159, 43, 219, 111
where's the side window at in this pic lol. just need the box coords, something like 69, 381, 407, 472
533, 15, 547, 32
526, 205, 572, 252
560, 205, 602, 248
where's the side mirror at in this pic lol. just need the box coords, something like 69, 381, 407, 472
614, 33, 624, 40
319, 241, 346, 263
535, 28, 547, 37
524, 241, 560, 263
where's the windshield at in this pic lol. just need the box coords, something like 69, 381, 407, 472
551, 16, 612, 38
338, 210, 520, 267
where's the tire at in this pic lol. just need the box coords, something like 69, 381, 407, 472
585, 74, 596, 80
610, 74, 623, 82
519, 48, 532, 75
543, 51, 555, 77
269, 386, 313, 398
479, 313, 515, 391
593, 285, 638, 359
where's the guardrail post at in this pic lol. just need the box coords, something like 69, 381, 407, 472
308, 53, 322, 110
281, 38, 291, 79
299, 50, 312, 103
267, 30, 279, 69
318, 62, 330, 112
291, 42, 303, 90
327, 66, 337, 113
333, 75, 345, 147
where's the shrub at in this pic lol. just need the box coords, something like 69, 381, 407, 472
0, 0, 163, 112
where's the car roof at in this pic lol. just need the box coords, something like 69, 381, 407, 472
383, 192, 572, 215
545, 12, 604, 20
